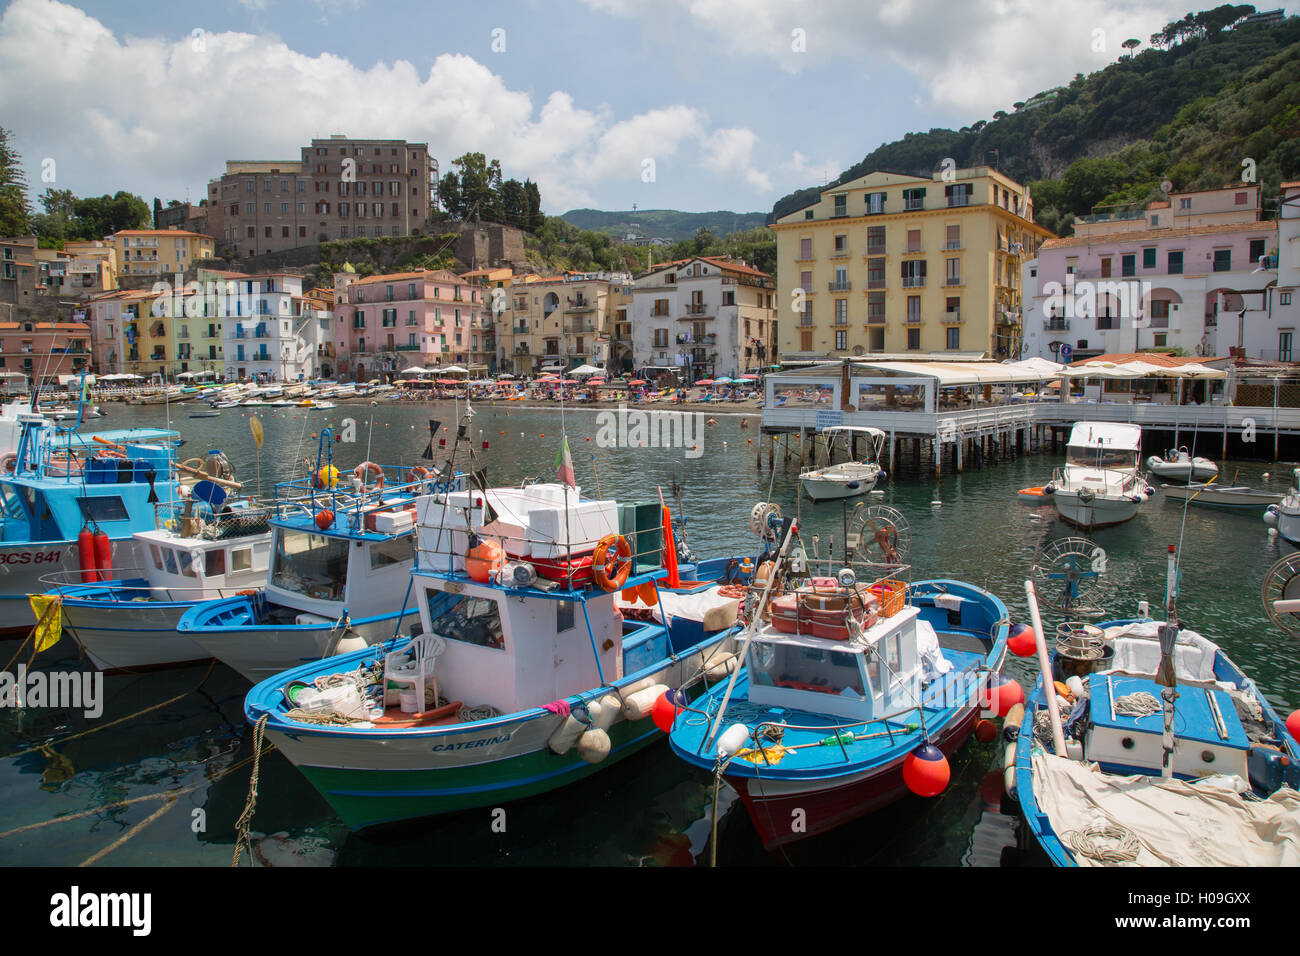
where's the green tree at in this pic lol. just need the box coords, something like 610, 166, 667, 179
71, 191, 150, 239
0, 127, 31, 236
32, 187, 76, 241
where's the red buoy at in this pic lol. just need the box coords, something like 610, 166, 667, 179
77, 527, 96, 583
1007, 623, 1037, 657
986, 674, 1024, 718
1287, 710, 1300, 744
314, 509, 335, 531
652, 689, 685, 733
974, 718, 998, 743
903, 742, 950, 797
92, 530, 112, 581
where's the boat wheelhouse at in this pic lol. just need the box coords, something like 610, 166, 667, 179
1051, 422, 1151, 529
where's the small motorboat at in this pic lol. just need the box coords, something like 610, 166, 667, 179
1264, 467, 1300, 543
1052, 422, 1153, 529
1018, 486, 1053, 504
1146, 447, 1218, 482
189, 410, 221, 418
1161, 483, 1283, 509
799, 426, 887, 501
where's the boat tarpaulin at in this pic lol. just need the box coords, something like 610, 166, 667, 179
1031, 752, 1300, 866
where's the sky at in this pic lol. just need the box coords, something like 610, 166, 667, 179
1, 0, 1295, 217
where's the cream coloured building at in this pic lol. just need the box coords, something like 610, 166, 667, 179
773, 167, 1051, 360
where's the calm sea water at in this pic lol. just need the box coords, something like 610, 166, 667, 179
1, 400, 1296, 867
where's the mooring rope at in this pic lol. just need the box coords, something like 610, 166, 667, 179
1115, 691, 1162, 718
1063, 821, 1141, 864
231, 714, 269, 868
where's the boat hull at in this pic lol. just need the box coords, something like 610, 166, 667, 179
1053, 492, 1141, 529
733, 705, 978, 849
251, 635, 732, 829
183, 607, 420, 683
0, 540, 133, 634
800, 476, 877, 500
61, 598, 210, 672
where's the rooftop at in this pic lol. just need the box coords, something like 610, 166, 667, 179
1044, 219, 1274, 250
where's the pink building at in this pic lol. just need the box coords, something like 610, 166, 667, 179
332, 269, 483, 380
0, 320, 92, 388
1024, 198, 1278, 361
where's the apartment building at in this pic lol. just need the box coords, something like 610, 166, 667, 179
0, 236, 40, 315
206, 136, 434, 257
41, 240, 119, 298
84, 288, 158, 375
333, 269, 485, 380
631, 256, 777, 379
113, 229, 214, 279
773, 167, 1051, 360
0, 320, 91, 387
497, 272, 632, 374
1023, 184, 1287, 361
215, 273, 316, 381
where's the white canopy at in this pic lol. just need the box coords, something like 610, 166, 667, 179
570, 364, 603, 376
99, 373, 140, 381
1004, 357, 1066, 376
847, 360, 1057, 387
402, 367, 436, 376
440, 365, 468, 375
58, 373, 96, 385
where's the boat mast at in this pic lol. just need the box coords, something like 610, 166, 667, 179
1157, 543, 1180, 779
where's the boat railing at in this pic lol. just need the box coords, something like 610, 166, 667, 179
39, 568, 261, 604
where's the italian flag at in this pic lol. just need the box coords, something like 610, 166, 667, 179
555, 434, 575, 488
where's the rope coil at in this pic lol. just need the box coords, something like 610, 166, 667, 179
1062, 821, 1141, 864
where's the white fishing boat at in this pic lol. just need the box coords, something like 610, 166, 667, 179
798, 426, 887, 501
1050, 422, 1152, 529
1146, 447, 1218, 482
1162, 483, 1283, 509
1263, 468, 1300, 544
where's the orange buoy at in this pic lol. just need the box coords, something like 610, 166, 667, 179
974, 719, 998, 743
93, 529, 112, 582
903, 743, 950, 797
466, 538, 505, 583
1007, 622, 1036, 657
77, 527, 96, 584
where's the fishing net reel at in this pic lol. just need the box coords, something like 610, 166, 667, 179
845, 503, 911, 566
1032, 536, 1112, 618
1262, 551, 1300, 636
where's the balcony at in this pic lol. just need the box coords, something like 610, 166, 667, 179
943, 277, 963, 287
1044, 319, 1070, 331
867, 279, 886, 290
904, 314, 922, 325
395, 344, 421, 351
902, 277, 925, 289
903, 200, 924, 212
684, 303, 709, 315
566, 299, 595, 312
827, 281, 851, 292
903, 245, 924, 255
942, 311, 963, 324
866, 245, 886, 255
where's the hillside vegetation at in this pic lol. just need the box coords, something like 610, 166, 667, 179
560, 208, 768, 241
769, 10, 1300, 235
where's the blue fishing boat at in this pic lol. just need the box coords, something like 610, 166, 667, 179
0, 416, 181, 632
668, 568, 1010, 850
1011, 557, 1300, 867
243, 476, 750, 830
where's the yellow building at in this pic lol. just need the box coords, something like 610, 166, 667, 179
773, 167, 1052, 359
113, 229, 214, 279
499, 272, 632, 373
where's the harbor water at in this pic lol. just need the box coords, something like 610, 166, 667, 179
1, 401, 1296, 866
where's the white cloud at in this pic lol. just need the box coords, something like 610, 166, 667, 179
579, 0, 1193, 114
782, 151, 841, 187
0, 0, 768, 213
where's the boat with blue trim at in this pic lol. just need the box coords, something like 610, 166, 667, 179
1010, 553, 1300, 867
176, 452, 456, 683
668, 566, 1011, 850
243, 476, 750, 830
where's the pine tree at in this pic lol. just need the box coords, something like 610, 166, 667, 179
0, 127, 32, 236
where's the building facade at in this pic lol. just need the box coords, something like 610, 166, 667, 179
773, 167, 1051, 360
630, 256, 777, 379
1022, 185, 1287, 362
0, 236, 40, 317
0, 320, 91, 387
206, 136, 434, 257
113, 229, 214, 280
496, 272, 632, 375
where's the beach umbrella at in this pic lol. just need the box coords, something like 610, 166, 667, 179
740, 374, 759, 380
628, 379, 646, 386
570, 364, 602, 376
696, 378, 715, 386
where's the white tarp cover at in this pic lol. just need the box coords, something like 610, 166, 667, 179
618, 586, 740, 632
1031, 752, 1300, 867
850, 361, 1057, 386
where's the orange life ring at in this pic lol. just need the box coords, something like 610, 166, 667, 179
408, 465, 431, 482
593, 533, 632, 592
353, 461, 385, 493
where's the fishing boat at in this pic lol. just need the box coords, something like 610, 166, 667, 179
1263, 467, 1300, 544
1050, 422, 1152, 529
244, 480, 748, 830
1010, 557, 1300, 867
47, 480, 275, 673
0, 419, 181, 632
1161, 482, 1283, 509
1146, 447, 1218, 482
177, 439, 457, 682
798, 426, 887, 501
667, 505, 1011, 850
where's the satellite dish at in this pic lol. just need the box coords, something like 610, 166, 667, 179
191, 479, 227, 509
1160, 180, 1173, 194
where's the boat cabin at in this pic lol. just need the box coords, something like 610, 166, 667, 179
133, 526, 271, 599
748, 606, 922, 722
1064, 422, 1141, 470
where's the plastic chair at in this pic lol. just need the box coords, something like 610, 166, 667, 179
384, 633, 446, 712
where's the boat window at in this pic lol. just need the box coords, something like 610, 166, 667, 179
1066, 444, 1137, 469
162, 548, 178, 575
150, 543, 163, 571
748, 642, 866, 698
205, 548, 226, 577
271, 530, 348, 602
230, 547, 251, 572
180, 550, 197, 578
369, 536, 412, 570
427, 594, 504, 650
0, 485, 26, 520
77, 495, 129, 523
557, 600, 575, 632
